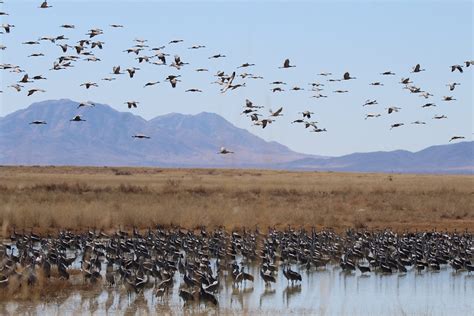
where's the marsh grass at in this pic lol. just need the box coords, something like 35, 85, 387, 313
0, 166, 473, 235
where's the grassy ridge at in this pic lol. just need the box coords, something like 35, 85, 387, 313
0, 166, 473, 235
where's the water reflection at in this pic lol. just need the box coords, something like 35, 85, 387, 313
1, 264, 473, 315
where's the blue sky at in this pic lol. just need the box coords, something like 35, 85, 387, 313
0, 0, 472, 156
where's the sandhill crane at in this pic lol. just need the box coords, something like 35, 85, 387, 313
125, 101, 139, 109
419, 92, 433, 99
279, 58, 295, 69
271, 87, 284, 92
70, 115, 86, 122
39, 1, 52, 9
270, 81, 286, 85
91, 41, 104, 49
186, 88, 202, 92
333, 90, 348, 93
442, 96, 456, 101
464, 60, 473, 67
249, 113, 261, 121
449, 136, 465, 142
28, 53, 45, 57
86, 28, 103, 38
270, 107, 283, 117
2, 24, 15, 33
245, 99, 261, 109
22, 41, 40, 45
311, 128, 327, 133
447, 83, 460, 91
304, 121, 318, 129
260, 269, 276, 286
9, 84, 23, 92
390, 123, 404, 129
451, 64, 463, 73
169, 39, 183, 44
283, 265, 302, 284
411, 121, 426, 125
365, 114, 381, 119
343, 72, 356, 80
80, 82, 98, 89
110, 24, 124, 28
421, 103, 436, 108
238, 63, 255, 68
29, 120, 47, 125
19, 74, 33, 83
111, 66, 123, 75
77, 101, 95, 108
27, 88, 46, 96
381, 71, 396, 75
0, 11, 9, 15
188, 45, 205, 49
400, 77, 412, 85
60, 24, 75, 28
370, 82, 384, 86
292, 119, 305, 124
311, 93, 327, 98
318, 72, 332, 76
254, 119, 273, 129
328, 78, 341, 82
386, 106, 401, 114
363, 99, 378, 106
132, 134, 151, 139
433, 115, 447, 119
57, 43, 72, 53
195, 68, 208, 72
102, 77, 116, 81
299, 111, 314, 119
144, 81, 159, 87
32, 75, 46, 80
208, 54, 226, 59
219, 147, 234, 154
126, 68, 139, 78
411, 64, 425, 73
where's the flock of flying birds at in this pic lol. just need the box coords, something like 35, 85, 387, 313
0, 1, 472, 155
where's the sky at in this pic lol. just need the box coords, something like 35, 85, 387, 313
0, 0, 472, 156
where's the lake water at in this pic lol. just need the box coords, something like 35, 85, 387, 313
2, 264, 473, 315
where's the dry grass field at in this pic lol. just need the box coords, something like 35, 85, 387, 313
0, 166, 473, 235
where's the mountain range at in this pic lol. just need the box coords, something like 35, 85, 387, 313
0, 99, 472, 174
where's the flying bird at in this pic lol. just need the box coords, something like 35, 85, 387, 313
411, 64, 425, 73
279, 59, 295, 69
29, 120, 47, 125
132, 134, 151, 139
70, 115, 86, 122
449, 136, 465, 142
219, 147, 234, 154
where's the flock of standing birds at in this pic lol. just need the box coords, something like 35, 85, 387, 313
0, 1, 471, 155
1, 227, 473, 308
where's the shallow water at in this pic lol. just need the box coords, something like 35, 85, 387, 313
1, 264, 473, 315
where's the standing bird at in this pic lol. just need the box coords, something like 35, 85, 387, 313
279, 58, 295, 69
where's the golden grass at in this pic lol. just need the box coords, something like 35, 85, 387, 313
0, 166, 473, 235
